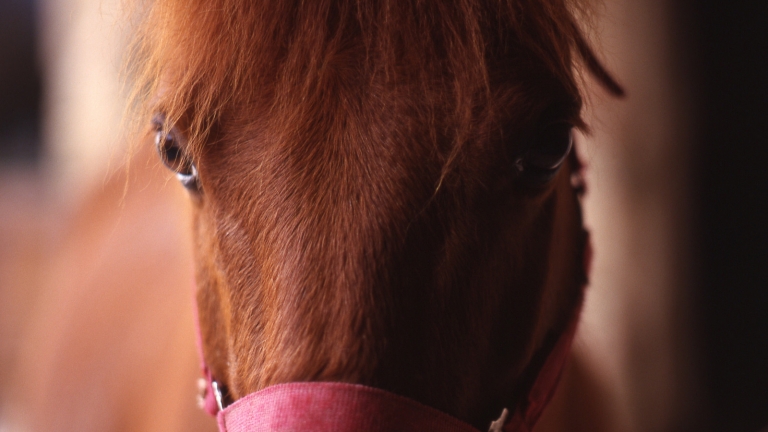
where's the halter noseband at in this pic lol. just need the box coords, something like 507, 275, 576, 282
195, 280, 586, 432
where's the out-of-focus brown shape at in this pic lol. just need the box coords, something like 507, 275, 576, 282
6, 144, 215, 432
537, 0, 698, 431
0, 170, 49, 415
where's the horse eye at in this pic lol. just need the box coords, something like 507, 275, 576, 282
154, 126, 200, 192
515, 122, 573, 184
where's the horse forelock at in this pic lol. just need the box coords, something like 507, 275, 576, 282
128, 0, 605, 153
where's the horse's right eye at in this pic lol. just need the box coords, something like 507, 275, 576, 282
515, 122, 573, 185
153, 121, 200, 193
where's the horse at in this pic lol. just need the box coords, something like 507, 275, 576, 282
129, 0, 623, 430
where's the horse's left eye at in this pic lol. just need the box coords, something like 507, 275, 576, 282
153, 121, 200, 193
516, 122, 573, 184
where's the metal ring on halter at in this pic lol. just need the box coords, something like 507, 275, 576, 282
212, 380, 225, 411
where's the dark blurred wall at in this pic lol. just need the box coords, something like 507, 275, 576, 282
0, 0, 41, 163
681, 1, 768, 431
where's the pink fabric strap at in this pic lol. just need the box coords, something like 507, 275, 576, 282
216, 382, 480, 432
502, 236, 590, 431
206, 294, 583, 432
503, 296, 583, 431
192, 293, 220, 416
196, 274, 586, 431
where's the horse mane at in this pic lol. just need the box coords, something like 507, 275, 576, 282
126, 0, 621, 159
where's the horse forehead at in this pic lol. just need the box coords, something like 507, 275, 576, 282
215, 106, 442, 193
217, 86, 517, 175
211, 127, 442, 233
202, 56, 574, 223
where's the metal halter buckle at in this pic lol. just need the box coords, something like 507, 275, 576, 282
212, 380, 225, 411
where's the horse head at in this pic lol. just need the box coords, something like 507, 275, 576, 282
131, 0, 621, 430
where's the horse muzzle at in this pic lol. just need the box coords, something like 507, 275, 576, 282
195, 293, 583, 432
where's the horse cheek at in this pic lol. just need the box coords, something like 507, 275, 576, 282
192, 204, 238, 396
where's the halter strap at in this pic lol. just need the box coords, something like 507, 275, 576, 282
503, 293, 583, 431
193, 296, 221, 416
216, 382, 479, 432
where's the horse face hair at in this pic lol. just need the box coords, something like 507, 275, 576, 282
131, 0, 618, 427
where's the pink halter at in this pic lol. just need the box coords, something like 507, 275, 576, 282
194, 281, 585, 432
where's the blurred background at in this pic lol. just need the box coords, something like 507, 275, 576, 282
0, 0, 766, 431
